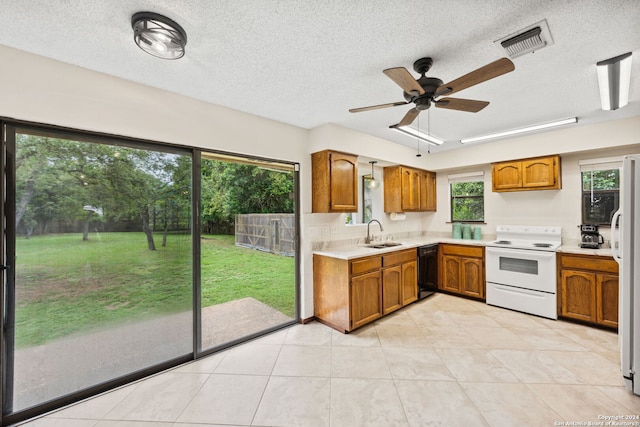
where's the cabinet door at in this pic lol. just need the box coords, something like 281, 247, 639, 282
522, 156, 558, 189
420, 170, 437, 211
401, 167, 420, 211
329, 152, 358, 211
461, 257, 484, 298
561, 270, 596, 322
441, 255, 461, 293
351, 270, 382, 329
382, 266, 403, 315
492, 162, 522, 191
596, 273, 619, 328
401, 260, 418, 305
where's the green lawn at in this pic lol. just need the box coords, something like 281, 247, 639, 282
14, 232, 295, 348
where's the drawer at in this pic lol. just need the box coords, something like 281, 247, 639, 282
560, 254, 618, 274
383, 249, 416, 266
351, 256, 382, 275
440, 244, 483, 258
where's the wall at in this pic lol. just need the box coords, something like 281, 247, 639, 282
1, 44, 639, 320
424, 145, 640, 246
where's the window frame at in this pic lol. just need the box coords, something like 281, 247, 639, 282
448, 171, 485, 223
579, 158, 622, 226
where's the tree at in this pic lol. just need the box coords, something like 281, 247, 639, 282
200, 159, 294, 234
14, 133, 190, 250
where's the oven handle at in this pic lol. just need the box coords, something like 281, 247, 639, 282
485, 246, 556, 260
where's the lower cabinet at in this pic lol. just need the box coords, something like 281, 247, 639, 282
382, 265, 402, 315
313, 248, 417, 332
438, 244, 485, 300
558, 253, 619, 329
351, 270, 383, 329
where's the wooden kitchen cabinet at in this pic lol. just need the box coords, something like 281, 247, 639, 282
311, 150, 358, 213
419, 170, 437, 211
382, 265, 402, 315
401, 260, 418, 305
558, 253, 618, 328
351, 270, 383, 329
438, 244, 485, 300
492, 155, 561, 192
313, 248, 417, 332
384, 165, 437, 212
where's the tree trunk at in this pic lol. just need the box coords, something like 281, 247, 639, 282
140, 207, 156, 251
82, 211, 92, 241
15, 177, 35, 229
162, 220, 168, 247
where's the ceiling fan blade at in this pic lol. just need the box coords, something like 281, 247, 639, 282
397, 108, 421, 127
383, 67, 425, 95
349, 101, 409, 113
435, 98, 489, 113
435, 58, 515, 97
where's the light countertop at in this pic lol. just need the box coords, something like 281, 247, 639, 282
313, 236, 487, 260
313, 237, 615, 260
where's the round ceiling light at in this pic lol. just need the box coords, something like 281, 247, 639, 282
132, 12, 187, 60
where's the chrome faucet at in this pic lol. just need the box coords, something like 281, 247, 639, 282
365, 219, 384, 244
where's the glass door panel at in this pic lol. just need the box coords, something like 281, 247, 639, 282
8, 130, 193, 412
199, 154, 297, 351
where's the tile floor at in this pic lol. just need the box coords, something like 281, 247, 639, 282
16, 293, 640, 426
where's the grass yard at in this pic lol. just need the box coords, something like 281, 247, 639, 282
14, 232, 295, 348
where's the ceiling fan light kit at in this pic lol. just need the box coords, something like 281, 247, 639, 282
132, 12, 187, 60
597, 52, 632, 111
460, 117, 578, 144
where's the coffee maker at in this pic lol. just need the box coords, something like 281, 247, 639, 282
579, 224, 605, 249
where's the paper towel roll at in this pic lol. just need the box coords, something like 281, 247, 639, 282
390, 212, 406, 221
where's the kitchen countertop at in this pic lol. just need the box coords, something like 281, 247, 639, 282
557, 245, 615, 257
313, 237, 616, 260
312, 236, 487, 260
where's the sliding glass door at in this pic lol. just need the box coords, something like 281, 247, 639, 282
199, 153, 297, 351
4, 126, 193, 413
1, 123, 299, 424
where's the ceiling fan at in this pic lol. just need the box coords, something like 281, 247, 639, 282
349, 57, 515, 127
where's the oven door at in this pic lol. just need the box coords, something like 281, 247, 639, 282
485, 246, 556, 293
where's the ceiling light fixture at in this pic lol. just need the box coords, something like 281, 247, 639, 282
596, 52, 632, 111
367, 161, 380, 189
389, 125, 444, 146
460, 117, 578, 144
132, 12, 187, 60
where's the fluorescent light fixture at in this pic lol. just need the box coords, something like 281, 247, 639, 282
389, 124, 444, 145
597, 52, 632, 110
460, 117, 578, 144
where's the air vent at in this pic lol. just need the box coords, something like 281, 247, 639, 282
495, 20, 553, 59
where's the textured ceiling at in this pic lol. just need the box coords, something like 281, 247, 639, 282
0, 0, 639, 153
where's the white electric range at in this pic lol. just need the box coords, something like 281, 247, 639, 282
485, 225, 561, 319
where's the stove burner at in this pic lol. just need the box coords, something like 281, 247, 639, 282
494, 240, 512, 245
533, 243, 552, 248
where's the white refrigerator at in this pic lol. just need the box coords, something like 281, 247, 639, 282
611, 154, 640, 396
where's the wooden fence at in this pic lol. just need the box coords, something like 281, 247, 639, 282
235, 214, 295, 256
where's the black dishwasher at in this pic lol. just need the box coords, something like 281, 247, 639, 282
418, 244, 438, 299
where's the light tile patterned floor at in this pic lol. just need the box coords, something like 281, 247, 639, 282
17, 293, 640, 426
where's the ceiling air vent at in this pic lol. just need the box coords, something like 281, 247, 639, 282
495, 20, 553, 59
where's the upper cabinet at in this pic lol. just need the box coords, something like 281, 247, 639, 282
384, 166, 436, 213
492, 155, 561, 192
312, 150, 358, 213
419, 169, 437, 211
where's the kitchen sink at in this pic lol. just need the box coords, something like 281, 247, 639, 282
364, 242, 403, 249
